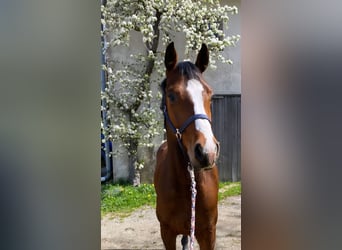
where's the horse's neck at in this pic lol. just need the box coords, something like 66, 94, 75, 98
167, 140, 187, 164
166, 138, 190, 179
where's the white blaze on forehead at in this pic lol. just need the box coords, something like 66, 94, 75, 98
186, 79, 216, 153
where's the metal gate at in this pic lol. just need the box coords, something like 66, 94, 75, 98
212, 95, 241, 182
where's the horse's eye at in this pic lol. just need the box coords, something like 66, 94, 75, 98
167, 92, 176, 102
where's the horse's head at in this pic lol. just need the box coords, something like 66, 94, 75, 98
162, 42, 220, 170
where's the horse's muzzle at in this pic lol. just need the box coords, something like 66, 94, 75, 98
194, 142, 219, 169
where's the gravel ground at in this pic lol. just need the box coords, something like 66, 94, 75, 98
101, 195, 241, 249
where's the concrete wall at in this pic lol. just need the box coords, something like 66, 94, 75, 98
206, 0, 241, 95
107, 0, 241, 183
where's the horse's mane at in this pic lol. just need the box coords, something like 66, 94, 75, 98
175, 61, 201, 81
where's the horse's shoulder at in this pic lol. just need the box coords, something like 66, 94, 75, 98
157, 140, 168, 155
156, 141, 168, 172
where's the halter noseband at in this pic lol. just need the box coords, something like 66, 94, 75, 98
163, 105, 211, 140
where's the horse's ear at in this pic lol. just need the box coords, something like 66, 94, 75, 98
195, 43, 209, 73
165, 42, 178, 71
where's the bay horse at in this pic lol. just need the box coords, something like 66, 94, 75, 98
154, 42, 220, 250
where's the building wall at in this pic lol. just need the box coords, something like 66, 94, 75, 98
107, 0, 241, 183
206, 0, 241, 95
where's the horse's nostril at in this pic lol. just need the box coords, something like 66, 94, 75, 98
216, 142, 220, 156
194, 143, 204, 161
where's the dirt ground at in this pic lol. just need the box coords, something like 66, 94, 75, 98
101, 195, 241, 250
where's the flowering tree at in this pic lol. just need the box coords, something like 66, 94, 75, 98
101, 0, 239, 184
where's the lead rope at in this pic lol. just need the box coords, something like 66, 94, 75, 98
162, 102, 200, 249
188, 162, 197, 250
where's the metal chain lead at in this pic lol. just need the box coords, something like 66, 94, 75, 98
188, 163, 197, 250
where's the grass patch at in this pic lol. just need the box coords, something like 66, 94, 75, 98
101, 181, 241, 217
101, 183, 156, 217
218, 181, 241, 201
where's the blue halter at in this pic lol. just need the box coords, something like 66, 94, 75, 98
163, 105, 211, 141
162, 104, 212, 164
160, 78, 211, 159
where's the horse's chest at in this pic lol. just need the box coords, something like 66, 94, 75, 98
157, 188, 191, 216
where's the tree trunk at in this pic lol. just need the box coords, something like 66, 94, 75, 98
128, 145, 139, 186
128, 10, 162, 185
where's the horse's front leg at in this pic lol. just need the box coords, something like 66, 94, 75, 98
196, 226, 216, 250
160, 223, 177, 250
181, 235, 189, 250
